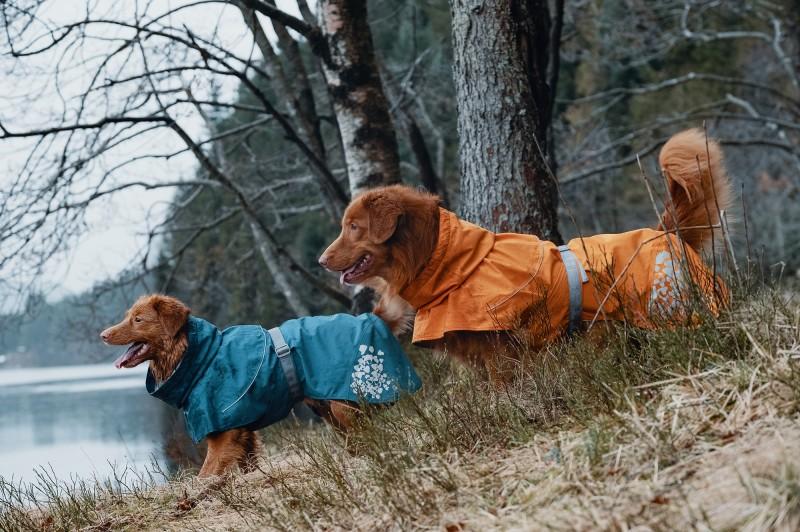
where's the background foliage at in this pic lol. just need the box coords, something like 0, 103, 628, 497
2, 0, 798, 366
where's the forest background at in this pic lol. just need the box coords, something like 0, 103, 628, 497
1, 0, 798, 366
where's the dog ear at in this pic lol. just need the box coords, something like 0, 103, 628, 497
365, 193, 403, 243
153, 296, 190, 337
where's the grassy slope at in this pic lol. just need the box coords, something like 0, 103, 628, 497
2, 287, 799, 531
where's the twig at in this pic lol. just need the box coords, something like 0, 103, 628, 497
632, 368, 722, 390
741, 184, 752, 274
721, 210, 739, 279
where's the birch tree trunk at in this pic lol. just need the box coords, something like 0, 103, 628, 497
246, 218, 311, 316
316, 0, 401, 196
449, 0, 562, 243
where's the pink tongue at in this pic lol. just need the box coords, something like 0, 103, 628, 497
340, 261, 360, 285
340, 268, 355, 285
114, 343, 142, 369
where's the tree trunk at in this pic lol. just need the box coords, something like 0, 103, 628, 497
449, 0, 562, 243
316, 0, 401, 196
246, 217, 311, 317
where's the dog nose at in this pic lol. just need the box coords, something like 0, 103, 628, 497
100, 329, 110, 341
318, 255, 329, 268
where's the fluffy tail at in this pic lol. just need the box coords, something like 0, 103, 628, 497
657, 128, 733, 253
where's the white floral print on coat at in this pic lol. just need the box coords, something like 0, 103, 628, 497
350, 344, 393, 400
649, 250, 685, 316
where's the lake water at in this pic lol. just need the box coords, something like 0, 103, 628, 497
0, 363, 179, 485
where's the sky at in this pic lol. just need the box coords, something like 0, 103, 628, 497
1, 0, 301, 304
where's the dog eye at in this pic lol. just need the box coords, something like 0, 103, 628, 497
350, 223, 358, 231
134, 316, 143, 323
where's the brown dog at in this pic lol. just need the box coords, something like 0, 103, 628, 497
100, 294, 420, 476
319, 129, 733, 380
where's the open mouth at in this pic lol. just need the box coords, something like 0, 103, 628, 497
113, 342, 151, 369
339, 254, 373, 285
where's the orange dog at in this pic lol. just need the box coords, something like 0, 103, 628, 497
100, 295, 420, 476
319, 129, 733, 379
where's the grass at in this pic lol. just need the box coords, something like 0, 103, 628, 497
1, 281, 799, 531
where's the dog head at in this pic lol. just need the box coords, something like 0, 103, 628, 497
100, 294, 190, 369
318, 185, 440, 290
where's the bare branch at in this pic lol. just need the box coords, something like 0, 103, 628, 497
564, 72, 798, 110
0, 116, 170, 139
681, 2, 799, 89
237, 0, 317, 37
724, 93, 800, 159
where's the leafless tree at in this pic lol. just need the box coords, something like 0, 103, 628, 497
0, 0, 428, 313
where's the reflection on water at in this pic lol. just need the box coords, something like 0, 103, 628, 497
0, 364, 177, 484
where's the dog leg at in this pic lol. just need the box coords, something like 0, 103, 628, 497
328, 400, 363, 431
440, 332, 523, 386
238, 430, 264, 473
304, 399, 363, 432
199, 429, 250, 477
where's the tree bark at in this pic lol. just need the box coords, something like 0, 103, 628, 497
449, 0, 562, 243
790, 0, 800, 83
316, 0, 401, 196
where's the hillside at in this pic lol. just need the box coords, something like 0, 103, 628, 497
1, 287, 798, 531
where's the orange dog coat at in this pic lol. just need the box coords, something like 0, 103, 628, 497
400, 209, 726, 345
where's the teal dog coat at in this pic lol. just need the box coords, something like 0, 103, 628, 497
146, 314, 421, 443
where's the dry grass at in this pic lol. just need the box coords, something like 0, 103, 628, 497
2, 283, 799, 532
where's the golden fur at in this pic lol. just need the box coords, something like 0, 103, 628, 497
658, 128, 733, 253
101, 294, 366, 477
320, 129, 734, 380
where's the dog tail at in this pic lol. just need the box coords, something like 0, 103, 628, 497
657, 128, 734, 253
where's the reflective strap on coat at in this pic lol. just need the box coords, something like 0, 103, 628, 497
267, 327, 303, 404
557, 245, 589, 335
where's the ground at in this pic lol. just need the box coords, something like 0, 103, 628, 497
2, 286, 799, 531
